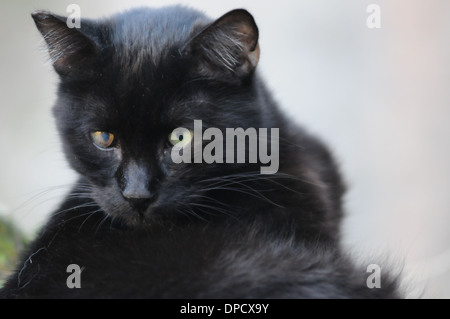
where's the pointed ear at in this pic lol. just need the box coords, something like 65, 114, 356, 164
188, 9, 260, 80
31, 11, 99, 77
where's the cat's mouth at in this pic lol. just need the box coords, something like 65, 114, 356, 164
91, 184, 162, 225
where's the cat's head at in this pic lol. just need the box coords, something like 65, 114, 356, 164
33, 6, 271, 225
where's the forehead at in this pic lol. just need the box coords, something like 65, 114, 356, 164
109, 7, 209, 75
94, 63, 206, 132
82, 8, 214, 128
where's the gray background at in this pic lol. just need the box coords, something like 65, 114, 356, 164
1, 0, 450, 298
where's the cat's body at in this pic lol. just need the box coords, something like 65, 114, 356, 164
1, 6, 398, 298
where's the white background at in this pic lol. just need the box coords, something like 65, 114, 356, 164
1, 0, 450, 298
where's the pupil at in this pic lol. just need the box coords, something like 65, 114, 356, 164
102, 132, 110, 142
179, 135, 184, 141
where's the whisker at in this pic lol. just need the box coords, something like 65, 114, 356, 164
176, 207, 206, 222
51, 201, 99, 218
200, 184, 284, 208
189, 202, 234, 217
60, 210, 99, 225
78, 209, 105, 233
94, 214, 111, 235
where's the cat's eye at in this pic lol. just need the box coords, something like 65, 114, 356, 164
91, 131, 115, 150
169, 128, 193, 147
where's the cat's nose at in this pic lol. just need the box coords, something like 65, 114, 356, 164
118, 160, 155, 211
122, 185, 154, 211
123, 194, 153, 211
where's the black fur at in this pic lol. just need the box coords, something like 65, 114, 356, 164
0, 6, 399, 298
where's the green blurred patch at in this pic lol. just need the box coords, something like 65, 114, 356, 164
0, 216, 28, 289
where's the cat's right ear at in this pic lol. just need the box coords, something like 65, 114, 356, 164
31, 11, 99, 77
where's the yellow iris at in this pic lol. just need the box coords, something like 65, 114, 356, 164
169, 129, 193, 147
91, 131, 115, 149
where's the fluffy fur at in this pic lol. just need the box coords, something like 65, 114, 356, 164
0, 6, 399, 298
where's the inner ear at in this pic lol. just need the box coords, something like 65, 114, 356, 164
189, 9, 260, 79
212, 10, 259, 52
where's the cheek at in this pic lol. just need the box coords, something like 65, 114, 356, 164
73, 143, 123, 186
92, 183, 132, 215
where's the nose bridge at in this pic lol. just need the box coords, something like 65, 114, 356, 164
120, 160, 151, 199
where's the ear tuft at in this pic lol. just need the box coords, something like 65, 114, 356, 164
189, 9, 260, 80
31, 10, 98, 77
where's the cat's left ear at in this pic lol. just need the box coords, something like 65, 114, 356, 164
188, 9, 260, 80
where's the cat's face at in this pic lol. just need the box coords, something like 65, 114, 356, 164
33, 7, 263, 225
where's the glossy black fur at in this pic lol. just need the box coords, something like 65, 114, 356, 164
1, 6, 398, 298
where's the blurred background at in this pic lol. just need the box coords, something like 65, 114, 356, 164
1, 0, 450, 298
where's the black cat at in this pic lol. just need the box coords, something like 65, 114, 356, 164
0, 6, 399, 298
